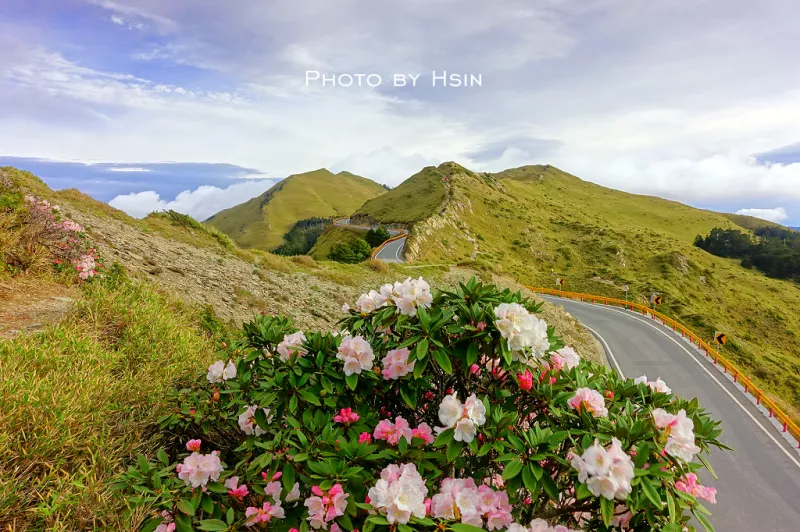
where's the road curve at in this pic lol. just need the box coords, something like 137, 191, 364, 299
332, 217, 407, 263
542, 295, 800, 531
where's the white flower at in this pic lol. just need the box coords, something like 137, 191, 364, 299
438, 394, 462, 428
206, 360, 237, 383
286, 482, 301, 502
635, 375, 672, 394
391, 277, 433, 317
238, 405, 273, 436
464, 394, 486, 425
571, 438, 634, 500
368, 464, 428, 524
454, 418, 477, 442
337, 335, 375, 376
436, 393, 486, 443
494, 303, 550, 360
177, 452, 223, 488
277, 332, 307, 361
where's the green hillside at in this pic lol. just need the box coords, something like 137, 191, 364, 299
397, 163, 800, 420
352, 165, 448, 224
206, 169, 386, 250
309, 225, 369, 260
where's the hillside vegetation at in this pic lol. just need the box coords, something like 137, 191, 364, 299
394, 163, 800, 421
0, 166, 601, 529
206, 169, 386, 250
352, 166, 447, 224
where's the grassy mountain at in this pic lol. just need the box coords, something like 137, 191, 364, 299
384, 162, 800, 420
352, 166, 447, 224
206, 169, 386, 250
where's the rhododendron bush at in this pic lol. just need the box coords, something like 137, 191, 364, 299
118, 278, 727, 532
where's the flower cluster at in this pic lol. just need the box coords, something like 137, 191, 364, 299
652, 408, 700, 461
567, 388, 608, 418
493, 303, 549, 359
570, 438, 634, 500
333, 408, 360, 424
381, 347, 415, 380
305, 484, 349, 529
245, 501, 284, 527
73, 250, 99, 280
238, 405, 273, 436
353, 277, 432, 317
206, 360, 236, 383
368, 464, 428, 524
437, 393, 486, 442
57, 219, 84, 232
176, 451, 223, 488
336, 334, 375, 376
634, 375, 672, 394
431, 478, 513, 530
675, 473, 717, 503
374, 416, 433, 445
277, 331, 307, 361
225, 476, 250, 500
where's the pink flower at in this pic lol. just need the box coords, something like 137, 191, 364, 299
412, 423, 435, 444
470, 364, 481, 375
333, 408, 360, 424
225, 477, 250, 500
476, 321, 487, 331
567, 388, 608, 418
277, 332, 308, 361
245, 501, 285, 527
675, 473, 717, 504
185, 439, 202, 452
517, 370, 533, 391
381, 348, 415, 380
373, 417, 413, 446
304, 484, 350, 529
358, 432, 372, 444
177, 452, 223, 488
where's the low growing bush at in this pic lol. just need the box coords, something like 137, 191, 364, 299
117, 278, 726, 531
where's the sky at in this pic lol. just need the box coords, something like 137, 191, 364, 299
1, 0, 799, 226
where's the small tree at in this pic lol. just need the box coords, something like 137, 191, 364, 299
366, 226, 391, 248
329, 239, 372, 263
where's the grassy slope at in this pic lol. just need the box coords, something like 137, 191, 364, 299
411, 164, 800, 419
309, 225, 369, 260
206, 169, 386, 250
353, 166, 447, 224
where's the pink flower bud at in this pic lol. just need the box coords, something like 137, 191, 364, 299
185, 439, 201, 452
469, 364, 480, 375
312, 485, 324, 497
476, 321, 487, 331
272, 472, 282, 481
517, 370, 533, 391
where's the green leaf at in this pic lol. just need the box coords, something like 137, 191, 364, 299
575, 483, 592, 500
446, 441, 464, 462
227, 508, 235, 525
466, 343, 479, 367
177, 499, 195, 516
697, 454, 718, 480
432, 350, 453, 374
692, 508, 716, 532
300, 391, 321, 406
502, 459, 524, 480
600, 497, 614, 527
346, 373, 358, 391
450, 524, 486, 532
197, 519, 229, 531
522, 464, 538, 493
666, 491, 676, 522
415, 339, 429, 361
433, 428, 454, 447
400, 386, 417, 409
540, 472, 559, 501
641, 479, 663, 508
283, 462, 296, 492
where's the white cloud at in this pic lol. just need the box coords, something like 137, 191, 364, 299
735, 207, 789, 224
109, 179, 280, 220
106, 166, 151, 172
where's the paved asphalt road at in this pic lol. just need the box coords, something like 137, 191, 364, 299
374, 235, 406, 263
333, 218, 407, 262
543, 295, 800, 531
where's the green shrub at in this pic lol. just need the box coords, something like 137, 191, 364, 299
328, 239, 372, 263
117, 277, 726, 531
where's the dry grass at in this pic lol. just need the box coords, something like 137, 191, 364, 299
291, 254, 317, 268
367, 258, 389, 273
0, 276, 220, 530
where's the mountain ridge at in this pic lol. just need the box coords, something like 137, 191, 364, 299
206, 168, 386, 250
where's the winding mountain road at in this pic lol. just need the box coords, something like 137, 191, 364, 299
542, 295, 800, 531
332, 218, 408, 263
